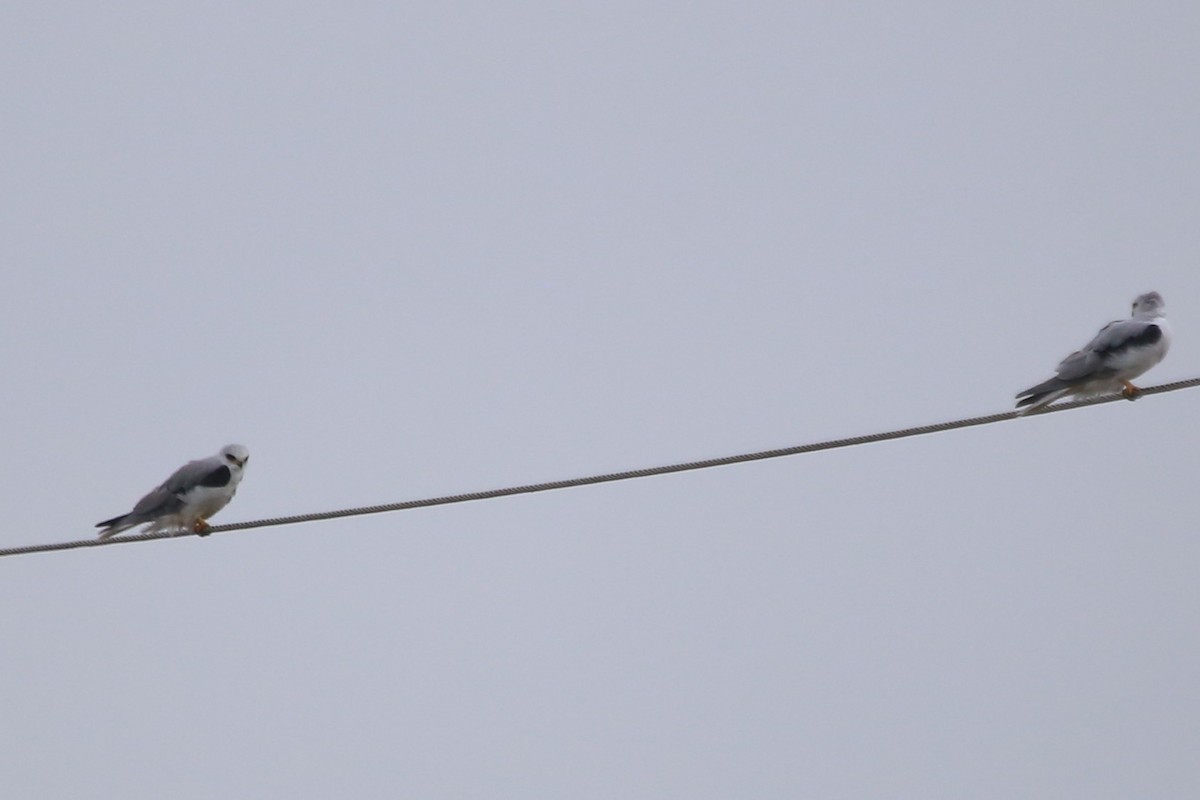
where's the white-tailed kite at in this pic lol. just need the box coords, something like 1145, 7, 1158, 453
1016, 292, 1170, 414
96, 444, 250, 539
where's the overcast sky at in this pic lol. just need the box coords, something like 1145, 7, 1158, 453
3, 2, 1199, 798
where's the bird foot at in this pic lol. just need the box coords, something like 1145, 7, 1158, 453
1121, 380, 1142, 400
193, 518, 212, 537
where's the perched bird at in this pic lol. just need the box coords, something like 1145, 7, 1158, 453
96, 444, 250, 539
1016, 292, 1170, 414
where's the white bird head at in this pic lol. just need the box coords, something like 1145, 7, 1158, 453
220, 444, 250, 469
1132, 291, 1165, 319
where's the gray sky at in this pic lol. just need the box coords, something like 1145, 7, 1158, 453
3, 2, 1199, 798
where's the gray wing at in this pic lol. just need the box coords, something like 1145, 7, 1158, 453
1085, 318, 1159, 355
125, 486, 187, 519
1054, 348, 1105, 382
1054, 320, 1135, 381
128, 457, 229, 517
161, 456, 228, 494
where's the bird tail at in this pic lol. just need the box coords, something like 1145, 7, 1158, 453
1015, 378, 1072, 415
95, 515, 140, 540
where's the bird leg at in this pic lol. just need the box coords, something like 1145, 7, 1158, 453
1121, 380, 1143, 400
193, 518, 212, 536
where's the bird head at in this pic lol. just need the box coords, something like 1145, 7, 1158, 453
220, 444, 250, 469
1132, 292, 1165, 319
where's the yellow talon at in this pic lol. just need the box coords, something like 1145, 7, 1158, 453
193, 518, 211, 535
1121, 380, 1142, 400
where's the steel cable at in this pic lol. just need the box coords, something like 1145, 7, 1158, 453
2, 376, 1196, 559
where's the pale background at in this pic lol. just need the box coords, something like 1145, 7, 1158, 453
2, 3, 1199, 798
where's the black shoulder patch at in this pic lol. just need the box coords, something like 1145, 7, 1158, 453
1137, 325, 1163, 345
1096, 324, 1162, 357
199, 465, 232, 488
